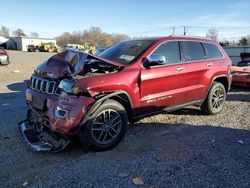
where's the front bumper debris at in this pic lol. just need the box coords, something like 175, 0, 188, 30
18, 120, 70, 152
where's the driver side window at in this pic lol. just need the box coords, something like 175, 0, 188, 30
150, 41, 181, 65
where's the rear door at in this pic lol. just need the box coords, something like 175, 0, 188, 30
179, 41, 209, 103
140, 41, 187, 114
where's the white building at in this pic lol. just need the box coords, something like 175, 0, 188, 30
7, 36, 56, 51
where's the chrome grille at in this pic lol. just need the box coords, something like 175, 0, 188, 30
29, 75, 60, 95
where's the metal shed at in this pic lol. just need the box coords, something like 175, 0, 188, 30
7, 36, 56, 51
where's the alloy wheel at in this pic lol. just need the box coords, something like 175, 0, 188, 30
91, 109, 122, 145
211, 88, 225, 109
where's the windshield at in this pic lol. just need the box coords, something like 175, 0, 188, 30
98, 40, 155, 65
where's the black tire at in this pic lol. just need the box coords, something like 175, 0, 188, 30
201, 82, 226, 115
78, 99, 127, 151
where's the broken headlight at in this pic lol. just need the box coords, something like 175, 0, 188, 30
58, 79, 81, 95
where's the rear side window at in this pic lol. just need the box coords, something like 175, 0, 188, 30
180, 41, 205, 61
202, 43, 223, 59
151, 41, 180, 64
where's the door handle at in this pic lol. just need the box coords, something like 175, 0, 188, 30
207, 63, 213, 67
176, 67, 185, 71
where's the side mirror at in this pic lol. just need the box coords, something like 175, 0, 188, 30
143, 54, 166, 68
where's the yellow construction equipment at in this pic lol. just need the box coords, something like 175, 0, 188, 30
39, 42, 60, 52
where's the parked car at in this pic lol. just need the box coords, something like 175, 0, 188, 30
18, 36, 232, 152
231, 53, 250, 87
27, 45, 39, 52
0, 48, 10, 65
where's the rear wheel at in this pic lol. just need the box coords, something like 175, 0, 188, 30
201, 82, 226, 115
78, 99, 127, 151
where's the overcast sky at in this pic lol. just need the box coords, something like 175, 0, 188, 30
0, 0, 249, 40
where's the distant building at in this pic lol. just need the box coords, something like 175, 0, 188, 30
7, 36, 56, 51
223, 46, 250, 65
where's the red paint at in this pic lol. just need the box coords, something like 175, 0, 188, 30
26, 36, 232, 134
47, 92, 94, 133
231, 66, 250, 87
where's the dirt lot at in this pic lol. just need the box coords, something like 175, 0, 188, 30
0, 51, 249, 187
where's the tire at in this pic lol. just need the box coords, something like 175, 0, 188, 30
201, 82, 226, 115
78, 99, 128, 151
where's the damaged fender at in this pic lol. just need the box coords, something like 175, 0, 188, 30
47, 92, 95, 133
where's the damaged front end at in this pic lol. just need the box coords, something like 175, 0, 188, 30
19, 50, 123, 152
18, 113, 70, 152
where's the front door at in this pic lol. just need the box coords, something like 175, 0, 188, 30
140, 41, 187, 115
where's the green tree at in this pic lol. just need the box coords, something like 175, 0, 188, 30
238, 37, 248, 46
219, 40, 230, 46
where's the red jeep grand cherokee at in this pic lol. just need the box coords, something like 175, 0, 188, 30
19, 36, 232, 152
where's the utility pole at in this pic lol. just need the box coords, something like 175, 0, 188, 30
183, 26, 187, 35
172, 27, 175, 35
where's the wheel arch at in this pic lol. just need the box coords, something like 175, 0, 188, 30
79, 90, 134, 130
109, 93, 134, 123
204, 75, 230, 102
213, 76, 229, 92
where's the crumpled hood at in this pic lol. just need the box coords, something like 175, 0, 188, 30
35, 50, 124, 79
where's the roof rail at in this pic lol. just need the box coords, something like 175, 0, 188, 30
169, 35, 210, 40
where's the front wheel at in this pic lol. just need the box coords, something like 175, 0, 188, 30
201, 82, 226, 115
78, 99, 127, 151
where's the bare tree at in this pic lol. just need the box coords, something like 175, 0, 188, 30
12, 28, 26, 37
56, 32, 72, 46
56, 27, 129, 47
30, 32, 39, 38
0, 26, 10, 37
71, 31, 83, 44
83, 27, 103, 46
206, 28, 218, 41
111, 34, 128, 44
82, 27, 129, 46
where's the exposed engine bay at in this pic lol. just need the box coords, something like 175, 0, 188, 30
81, 59, 121, 76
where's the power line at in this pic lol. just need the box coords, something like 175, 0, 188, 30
127, 25, 250, 36
127, 27, 173, 35
185, 25, 250, 29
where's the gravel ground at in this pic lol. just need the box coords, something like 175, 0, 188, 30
0, 51, 249, 187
